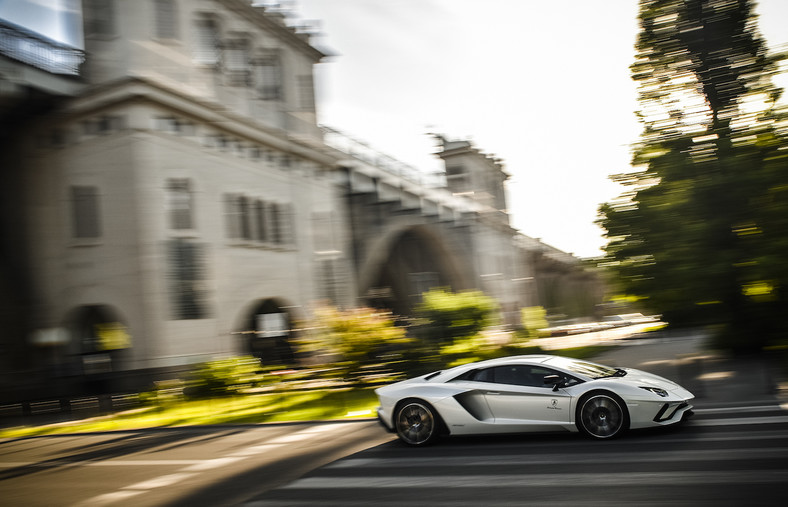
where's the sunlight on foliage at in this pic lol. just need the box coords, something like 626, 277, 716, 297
297, 306, 411, 383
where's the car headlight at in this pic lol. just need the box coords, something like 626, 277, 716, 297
639, 386, 669, 397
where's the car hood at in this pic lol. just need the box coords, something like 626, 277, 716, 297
618, 368, 681, 388
609, 367, 693, 399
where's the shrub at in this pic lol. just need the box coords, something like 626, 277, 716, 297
298, 306, 412, 384
185, 356, 266, 398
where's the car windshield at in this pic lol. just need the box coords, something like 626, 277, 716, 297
545, 357, 625, 379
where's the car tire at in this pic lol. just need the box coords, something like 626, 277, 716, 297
576, 391, 629, 439
394, 399, 441, 446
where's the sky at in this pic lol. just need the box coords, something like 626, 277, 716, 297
2, 1, 784, 257
294, 0, 788, 258
0, 0, 82, 46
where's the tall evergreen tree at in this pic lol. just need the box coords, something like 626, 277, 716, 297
598, 0, 788, 350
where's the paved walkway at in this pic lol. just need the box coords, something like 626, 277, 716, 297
530, 322, 666, 351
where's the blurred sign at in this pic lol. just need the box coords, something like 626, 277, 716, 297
257, 312, 287, 338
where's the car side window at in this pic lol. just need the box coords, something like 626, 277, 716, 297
491, 365, 583, 388
470, 368, 494, 383
447, 368, 493, 383
449, 365, 582, 387
531, 366, 582, 388
491, 365, 534, 387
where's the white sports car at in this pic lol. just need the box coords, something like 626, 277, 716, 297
376, 354, 694, 445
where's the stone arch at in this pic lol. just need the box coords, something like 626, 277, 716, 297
63, 304, 130, 355
236, 298, 299, 366
61, 304, 131, 393
358, 223, 472, 316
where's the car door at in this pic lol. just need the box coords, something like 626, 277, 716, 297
481, 365, 573, 424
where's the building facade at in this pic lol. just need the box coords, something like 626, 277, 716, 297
0, 0, 603, 402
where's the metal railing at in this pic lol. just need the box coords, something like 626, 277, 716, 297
0, 19, 84, 76
320, 125, 446, 188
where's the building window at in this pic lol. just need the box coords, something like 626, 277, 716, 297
225, 194, 252, 241
168, 239, 208, 320
225, 38, 250, 86
297, 75, 315, 112
238, 196, 252, 240
254, 200, 267, 242
312, 211, 337, 253
154, 0, 178, 39
225, 194, 294, 246
82, 116, 124, 136
84, 0, 115, 37
254, 51, 282, 100
269, 203, 294, 245
224, 194, 241, 239
71, 186, 101, 239
155, 116, 195, 135
167, 179, 194, 230
446, 165, 470, 192
193, 18, 220, 65
269, 203, 282, 244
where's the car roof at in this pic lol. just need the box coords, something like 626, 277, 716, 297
428, 354, 557, 381
471, 355, 554, 367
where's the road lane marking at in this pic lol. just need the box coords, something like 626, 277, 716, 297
70, 423, 352, 506
232, 443, 287, 455
90, 460, 197, 466
692, 415, 788, 426
693, 405, 786, 414
267, 433, 316, 444
72, 490, 144, 506
327, 447, 788, 469
282, 470, 788, 489
257, 423, 352, 445
124, 472, 196, 490
183, 456, 245, 471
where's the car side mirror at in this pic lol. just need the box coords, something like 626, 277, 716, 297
543, 374, 564, 391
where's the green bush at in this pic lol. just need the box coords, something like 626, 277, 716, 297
297, 306, 412, 384
414, 288, 498, 348
185, 356, 268, 398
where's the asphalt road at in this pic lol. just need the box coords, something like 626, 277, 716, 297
250, 407, 788, 506
248, 333, 788, 506
0, 421, 394, 506
2, 333, 787, 506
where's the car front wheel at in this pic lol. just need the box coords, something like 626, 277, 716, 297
395, 400, 440, 446
577, 392, 628, 439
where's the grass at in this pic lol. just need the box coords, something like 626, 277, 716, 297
0, 344, 618, 439
0, 388, 380, 439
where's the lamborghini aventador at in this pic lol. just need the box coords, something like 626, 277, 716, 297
376, 354, 694, 445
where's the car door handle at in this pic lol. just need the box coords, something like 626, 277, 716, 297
485, 391, 501, 395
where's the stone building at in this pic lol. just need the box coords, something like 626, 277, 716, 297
0, 0, 603, 402
1, 0, 356, 395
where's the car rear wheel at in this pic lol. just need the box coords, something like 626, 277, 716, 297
395, 400, 440, 446
577, 392, 628, 439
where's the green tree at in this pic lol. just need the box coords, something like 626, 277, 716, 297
598, 0, 788, 351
